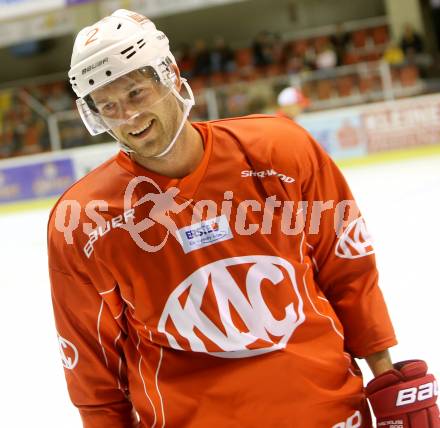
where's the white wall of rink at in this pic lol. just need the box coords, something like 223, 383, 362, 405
0, 154, 439, 427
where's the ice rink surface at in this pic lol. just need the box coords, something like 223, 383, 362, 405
1, 155, 439, 427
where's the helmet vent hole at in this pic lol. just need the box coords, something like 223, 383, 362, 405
126, 51, 136, 59
106, 70, 112, 77
89, 79, 94, 85
117, 23, 122, 29
137, 39, 144, 44
121, 46, 134, 55
138, 42, 146, 49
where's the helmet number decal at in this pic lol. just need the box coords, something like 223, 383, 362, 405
85, 28, 99, 46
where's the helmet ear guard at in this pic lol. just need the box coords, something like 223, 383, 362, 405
158, 57, 178, 84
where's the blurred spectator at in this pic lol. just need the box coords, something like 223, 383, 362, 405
276, 86, 310, 119
45, 82, 73, 112
190, 92, 209, 121
306, 53, 318, 71
22, 116, 45, 155
252, 31, 273, 67
285, 54, 306, 74
383, 42, 405, 65
246, 81, 274, 114
271, 33, 285, 65
210, 37, 236, 73
330, 24, 351, 66
193, 39, 211, 77
0, 89, 51, 157
400, 23, 424, 57
175, 43, 194, 79
11, 125, 26, 154
315, 42, 337, 70
12, 103, 45, 155
0, 127, 13, 158
61, 121, 89, 149
399, 23, 432, 74
3, 99, 29, 156
225, 85, 249, 116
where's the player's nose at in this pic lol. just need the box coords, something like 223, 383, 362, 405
120, 103, 139, 120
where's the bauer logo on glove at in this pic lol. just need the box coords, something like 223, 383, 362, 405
366, 360, 440, 428
396, 381, 438, 407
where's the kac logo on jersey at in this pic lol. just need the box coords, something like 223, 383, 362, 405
335, 216, 374, 259
158, 255, 305, 358
58, 334, 79, 370
177, 215, 233, 254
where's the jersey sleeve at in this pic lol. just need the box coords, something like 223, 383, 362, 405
301, 136, 397, 358
48, 215, 137, 427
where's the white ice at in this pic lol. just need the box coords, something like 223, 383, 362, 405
0, 155, 439, 427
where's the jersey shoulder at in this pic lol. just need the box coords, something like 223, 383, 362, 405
47, 154, 130, 273
206, 114, 307, 142
204, 114, 329, 178
47, 154, 129, 232
53, 154, 126, 205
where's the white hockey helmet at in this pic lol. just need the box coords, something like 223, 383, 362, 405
69, 9, 194, 157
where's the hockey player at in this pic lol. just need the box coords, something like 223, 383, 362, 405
48, 9, 439, 428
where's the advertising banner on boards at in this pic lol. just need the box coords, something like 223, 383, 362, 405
297, 93, 440, 160
0, 158, 75, 204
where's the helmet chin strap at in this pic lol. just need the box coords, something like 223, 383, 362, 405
154, 79, 195, 158
116, 79, 195, 158
117, 136, 134, 154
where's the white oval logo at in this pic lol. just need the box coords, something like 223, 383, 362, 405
58, 334, 79, 370
158, 256, 305, 358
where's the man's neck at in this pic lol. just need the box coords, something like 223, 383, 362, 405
130, 122, 204, 179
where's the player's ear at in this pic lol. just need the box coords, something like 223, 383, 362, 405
171, 64, 182, 91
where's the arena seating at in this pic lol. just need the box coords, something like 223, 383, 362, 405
0, 22, 425, 159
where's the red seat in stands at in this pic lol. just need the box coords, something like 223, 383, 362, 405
352, 30, 368, 49
371, 26, 389, 46
317, 80, 333, 100
400, 65, 419, 87
336, 76, 355, 97
235, 48, 254, 67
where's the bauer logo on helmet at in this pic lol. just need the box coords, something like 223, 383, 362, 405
82, 58, 109, 75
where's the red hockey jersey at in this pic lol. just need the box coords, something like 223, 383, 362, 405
48, 115, 397, 427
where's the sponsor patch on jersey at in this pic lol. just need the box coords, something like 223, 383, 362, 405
177, 215, 233, 253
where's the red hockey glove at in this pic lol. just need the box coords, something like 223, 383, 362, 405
366, 360, 439, 428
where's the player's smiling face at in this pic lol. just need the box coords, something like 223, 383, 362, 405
91, 67, 183, 158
